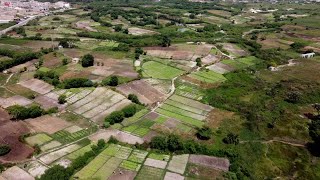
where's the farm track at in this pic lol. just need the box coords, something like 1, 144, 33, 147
240, 139, 306, 147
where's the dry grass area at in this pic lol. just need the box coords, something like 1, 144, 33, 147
25, 115, 71, 134
205, 109, 235, 129
128, 27, 158, 36
188, 155, 230, 171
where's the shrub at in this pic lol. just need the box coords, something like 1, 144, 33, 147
196, 126, 213, 140
122, 104, 137, 118
105, 111, 124, 124
223, 133, 239, 145
128, 94, 141, 105
0, 145, 11, 156
7, 105, 44, 120
58, 94, 67, 104
63, 78, 94, 89
107, 76, 118, 86
81, 54, 94, 67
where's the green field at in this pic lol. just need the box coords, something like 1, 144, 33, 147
142, 61, 184, 79
52, 127, 97, 144
188, 70, 227, 84
120, 160, 141, 171
25, 133, 52, 146
128, 149, 148, 163
135, 166, 165, 180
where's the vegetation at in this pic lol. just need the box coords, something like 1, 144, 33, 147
6, 105, 57, 120
0, 145, 11, 156
81, 54, 94, 67
58, 94, 67, 104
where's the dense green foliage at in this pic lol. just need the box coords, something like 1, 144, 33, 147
128, 94, 141, 105
7, 105, 44, 120
58, 94, 67, 104
104, 104, 141, 125
81, 54, 94, 67
0, 145, 11, 156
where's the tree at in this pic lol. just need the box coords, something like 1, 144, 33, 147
223, 133, 239, 145
58, 94, 67, 104
308, 119, 320, 156
122, 104, 137, 118
62, 58, 68, 65
108, 76, 118, 86
59, 39, 69, 48
150, 136, 167, 150
196, 57, 202, 67
114, 25, 122, 32
161, 36, 171, 47
81, 54, 94, 67
196, 126, 212, 140
189, 13, 196, 19
40, 165, 72, 180
105, 111, 124, 124
128, 94, 141, 105
123, 29, 129, 34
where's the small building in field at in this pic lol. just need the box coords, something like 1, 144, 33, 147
300, 52, 315, 58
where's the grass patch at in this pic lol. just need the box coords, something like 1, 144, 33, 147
142, 61, 184, 79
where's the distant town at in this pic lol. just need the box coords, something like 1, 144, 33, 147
0, 0, 70, 24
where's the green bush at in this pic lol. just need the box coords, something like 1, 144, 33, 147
122, 104, 137, 118
0, 145, 11, 156
58, 94, 67, 104
7, 105, 44, 120
128, 94, 141, 105
105, 111, 124, 124
196, 126, 213, 140
81, 54, 94, 67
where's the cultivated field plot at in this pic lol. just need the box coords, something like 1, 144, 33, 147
142, 61, 184, 79
19, 78, 54, 94
75, 20, 97, 32
25, 133, 52, 146
6, 59, 38, 73
208, 10, 232, 18
74, 144, 135, 179
69, 87, 131, 124
201, 54, 219, 65
39, 144, 82, 165
51, 126, 97, 144
25, 115, 71, 134
40, 141, 62, 152
221, 56, 260, 70
121, 109, 150, 126
34, 95, 65, 110
89, 129, 144, 144
188, 70, 227, 84
206, 62, 233, 74
0, 166, 34, 180
128, 27, 158, 36
188, 154, 230, 171
0, 95, 33, 108
220, 43, 248, 57
164, 172, 184, 180
156, 95, 213, 128
175, 79, 204, 100
26, 160, 48, 178
117, 80, 167, 105
45, 88, 93, 104
122, 118, 156, 137
0, 108, 34, 162
66, 144, 93, 160
167, 154, 189, 174
135, 166, 165, 180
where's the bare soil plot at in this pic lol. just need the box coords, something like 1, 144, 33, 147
40, 141, 62, 151
64, 125, 82, 133
61, 49, 90, 59
144, 158, 167, 169
143, 131, 159, 143
117, 80, 167, 105
144, 112, 159, 120
89, 129, 144, 144
6, 59, 37, 73
206, 108, 235, 129
42, 52, 63, 68
108, 168, 137, 180
201, 54, 219, 65
128, 27, 158, 36
76, 21, 97, 32
25, 115, 71, 134
1, 166, 34, 180
21, 41, 58, 51
188, 155, 230, 171
0, 95, 33, 108
34, 95, 65, 110
167, 154, 189, 174
164, 172, 185, 180
6, 84, 37, 98
221, 43, 248, 57
143, 78, 171, 95
185, 163, 224, 179
19, 78, 54, 94
0, 109, 33, 162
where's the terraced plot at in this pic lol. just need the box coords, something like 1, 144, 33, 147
122, 119, 155, 137
167, 154, 189, 174
19, 78, 54, 94
142, 61, 184, 79
188, 70, 227, 84
25, 133, 52, 146
136, 166, 165, 180
39, 144, 81, 165
67, 144, 93, 160
128, 149, 148, 163
69, 87, 131, 124
52, 127, 97, 144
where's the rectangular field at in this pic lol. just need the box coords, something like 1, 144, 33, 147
142, 61, 184, 79
188, 70, 227, 84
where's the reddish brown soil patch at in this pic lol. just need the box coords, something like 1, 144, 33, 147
108, 168, 136, 180
34, 95, 66, 110
286, 32, 320, 42
22, 41, 58, 51
60, 70, 91, 81
43, 53, 62, 68
206, 109, 235, 129
143, 131, 159, 143
180, 76, 217, 89
0, 108, 33, 162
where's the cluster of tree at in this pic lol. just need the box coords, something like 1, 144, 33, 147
13, 27, 26, 37
307, 104, 320, 156
40, 139, 106, 180
102, 76, 119, 86
6, 105, 57, 120
0, 145, 11, 156
196, 126, 212, 140
58, 94, 67, 104
0, 48, 52, 71
112, 43, 130, 52
104, 104, 140, 127
34, 71, 60, 86
128, 94, 142, 105
134, 47, 144, 60
63, 78, 95, 89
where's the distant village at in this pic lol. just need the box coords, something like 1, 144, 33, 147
0, 0, 70, 23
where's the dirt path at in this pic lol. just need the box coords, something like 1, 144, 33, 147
240, 139, 306, 147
